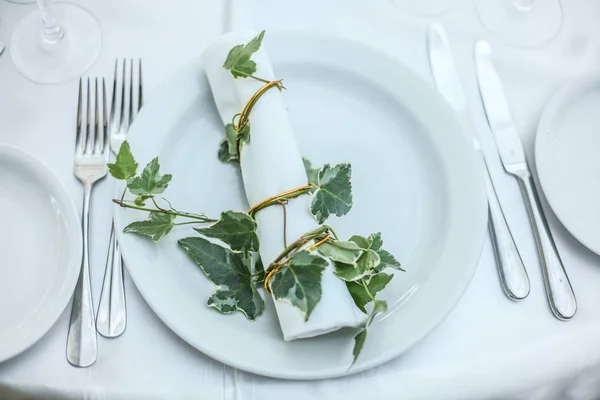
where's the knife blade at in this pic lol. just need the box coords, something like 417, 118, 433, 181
475, 40, 577, 320
427, 24, 530, 301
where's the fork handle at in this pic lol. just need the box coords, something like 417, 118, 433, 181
67, 183, 98, 367
96, 224, 127, 338
485, 162, 530, 301
516, 171, 577, 320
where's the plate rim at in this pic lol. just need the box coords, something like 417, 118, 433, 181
0, 145, 82, 363
535, 74, 600, 255
115, 30, 487, 379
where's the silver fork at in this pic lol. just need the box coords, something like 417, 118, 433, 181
96, 59, 142, 338
67, 78, 108, 367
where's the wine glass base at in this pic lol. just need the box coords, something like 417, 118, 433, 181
10, 2, 102, 84
477, 0, 562, 48
389, 0, 456, 16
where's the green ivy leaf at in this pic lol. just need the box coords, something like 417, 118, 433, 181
269, 251, 327, 321
310, 163, 353, 224
107, 141, 138, 180
134, 195, 153, 207
194, 211, 259, 252
346, 273, 393, 313
349, 235, 372, 250
302, 157, 319, 186
316, 240, 363, 264
350, 232, 403, 274
368, 232, 383, 251
375, 249, 404, 273
123, 212, 175, 242
178, 237, 264, 321
254, 255, 265, 284
218, 123, 250, 163
222, 30, 265, 79
127, 157, 172, 196
351, 300, 387, 366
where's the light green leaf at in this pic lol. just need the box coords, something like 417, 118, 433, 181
108, 141, 138, 180
351, 300, 387, 366
222, 30, 265, 79
369, 232, 383, 251
316, 240, 363, 264
178, 237, 264, 321
134, 195, 153, 207
194, 211, 259, 252
269, 251, 327, 321
349, 235, 372, 250
357, 249, 381, 274
302, 157, 319, 186
310, 163, 353, 224
127, 157, 172, 196
346, 273, 393, 313
123, 212, 175, 242
334, 260, 370, 282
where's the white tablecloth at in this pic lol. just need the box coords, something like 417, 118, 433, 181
1, 0, 600, 399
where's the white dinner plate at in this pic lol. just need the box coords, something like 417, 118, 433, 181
0, 146, 81, 363
115, 31, 487, 379
536, 75, 600, 255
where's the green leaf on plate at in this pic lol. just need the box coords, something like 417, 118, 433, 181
178, 237, 264, 321
309, 163, 353, 224
123, 212, 175, 242
127, 157, 172, 196
346, 273, 393, 313
368, 232, 383, 251
316, 240, 363, 264
108, 141, 138, 180
194, 211, 259, 252
302, 157, 319, 186
350, 232, 403, 274
223, 30, 265, 79
269, 251, 327, 321
134, 195, 153, 207
351, 299, 387, 366
349, 234, 372, 251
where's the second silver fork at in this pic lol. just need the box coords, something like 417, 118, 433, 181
96, 59, 143, 338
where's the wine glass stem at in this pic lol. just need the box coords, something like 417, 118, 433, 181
37, 0, 64, 44
513, 0, 534, 11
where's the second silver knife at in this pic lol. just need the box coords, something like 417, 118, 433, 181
474, 40, 576, 320
427, 24, 530, 301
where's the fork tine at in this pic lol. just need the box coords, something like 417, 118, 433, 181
76, 78, 83, 153
129, 58, 134, 124
121, 59, 128, 133
102, 78, 109, 157
85, 78, 92, 154
110, 59, 118, 130
138, 59, 143, 112
94, 78, 102, 154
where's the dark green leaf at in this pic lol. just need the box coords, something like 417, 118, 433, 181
376, 249, 404, 272
351, 300, 387, 366
107, 141, 138, 180
194, 211, 259, 252
317, 240, 363, 264
302, 157, 319, 186
269, 251, 327, 321
369, 232, 383, 251
222, 31, 265, 79
310, 163, 353, 224
218, 124, 239, 163
254, 255, 265, 284
178, 237, 264, 321
123, 212, 175, 242
346, 273, 393, 313
127, 157, 172, 196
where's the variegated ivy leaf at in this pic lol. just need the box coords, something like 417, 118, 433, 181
123, 212, 175, 242
316, 240, 363, 264
346, 273, 393, 313
302, 157, 319, 186
222, 30, 265, 79
351, 233, 403, 274
127, 157, 172, 196
334, 249, 380, 282
269, 251, 327, 321
194, 211, 259, 252
352, 300, 387, 365
309, 163, 353, 224
218, 123, 251, 163
108, 141, 138, 180
178, 236, 264, 321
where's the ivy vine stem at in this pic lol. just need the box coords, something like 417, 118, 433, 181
112, 199, 218, 223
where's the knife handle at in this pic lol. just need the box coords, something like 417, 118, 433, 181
485, 163, 530, 301
517, 172, 577, 320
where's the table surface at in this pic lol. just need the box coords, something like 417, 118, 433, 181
1, 1, 600, 399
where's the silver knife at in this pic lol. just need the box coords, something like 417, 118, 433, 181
474, 40, 577, 320
427, 24, 530, 301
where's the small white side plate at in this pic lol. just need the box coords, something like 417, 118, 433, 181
536, 75, 600, 255
0, 146, 81, 363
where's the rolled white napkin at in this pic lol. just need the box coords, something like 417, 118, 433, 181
201, 31, 366, 340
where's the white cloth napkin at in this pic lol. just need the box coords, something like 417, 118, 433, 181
201, 31, 366, 341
